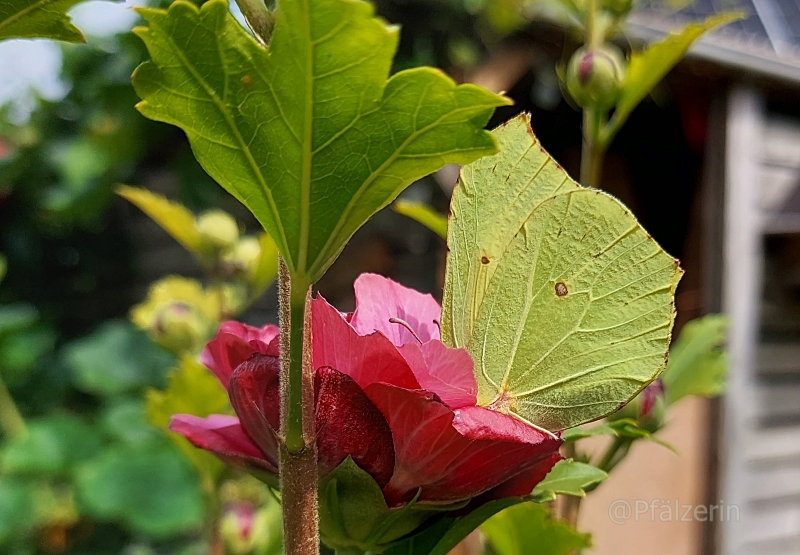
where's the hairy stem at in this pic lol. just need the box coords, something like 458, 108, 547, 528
0, 373, 25, 439
278, 259, 319, 555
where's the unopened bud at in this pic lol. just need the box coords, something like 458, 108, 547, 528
610, 379, 665, 432
152, 301, 211, 354
565, 45, 626, 111
222, 236, 262, 279
220, 502, 281, 555
195, 210, 239, 251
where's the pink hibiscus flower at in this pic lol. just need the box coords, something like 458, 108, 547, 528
170, 274, 562, 508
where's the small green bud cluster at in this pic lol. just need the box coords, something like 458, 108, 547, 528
152, 301, 212, 354
565, 45, 626, 112
195, 210, 240, 252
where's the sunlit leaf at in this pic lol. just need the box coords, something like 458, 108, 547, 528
393, 200, 448, 239
530, 459, 607, 502
663, 314, 727, 404
441, 114, 681, 430
133, 0, 509, 285
0, 0, 102, 42
117, 185, 203, 253
482, 502, 591, 555
605, 13, 742, 142
146, 355, 231, 486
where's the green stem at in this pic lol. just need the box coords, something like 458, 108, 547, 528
596, 436, 625, 472
285, 286, 307, 453
580, 109, 605, 188
234, 0, 275, 46
277, 258, 319, 555
0, 373, 25, 439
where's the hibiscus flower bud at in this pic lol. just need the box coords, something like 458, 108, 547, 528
195, 209, 240, 252
221, 236, 262, 279
152, 301, 212, 354
220, 501, 282, 555
130, 277, 218, 354
565, 45, 626, 111
610, 379, 665, 432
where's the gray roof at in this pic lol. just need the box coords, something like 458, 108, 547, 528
630, 0, 800, 83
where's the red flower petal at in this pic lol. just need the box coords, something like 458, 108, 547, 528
225, 352, 396, 486
312, 295, 420, 390
349, 273, 441, 346
169, 414, 278, 473
480, 452, 563, 500
315, 366, 395, 487
227, 354, 282, 465
200, 322, 279, 388
364, 384, 562, 506
398, 341, 477, 409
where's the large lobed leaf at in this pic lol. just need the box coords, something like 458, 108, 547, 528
441, 114, 682, 430
0, 0, 95, 43
133, 0, 509, 285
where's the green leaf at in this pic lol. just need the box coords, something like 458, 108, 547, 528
117, 185, 204, 253
320, 457, 467, 553
145, 355, 230, 485
0, 255, 6, 284
0, 304, 38, 336
383, 498, 524, 555
132, 0, 509, 284
530, 459, 607, 502
393, 200, 448, 239
62, 320, 176, 397
662, 314, 728, 404
0, 326, 56, 385
101, 399, 161, 446
441, 114, 682, 430
0, 0, 99, 43
1, 414, 102, 476
0, 478, 35, 545
75, 444, 205, 538
606, 13, 742, 142
562, 418, 650, 442
482, 502, 591, 555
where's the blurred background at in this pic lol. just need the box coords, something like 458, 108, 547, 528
1, 0, 799, 553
